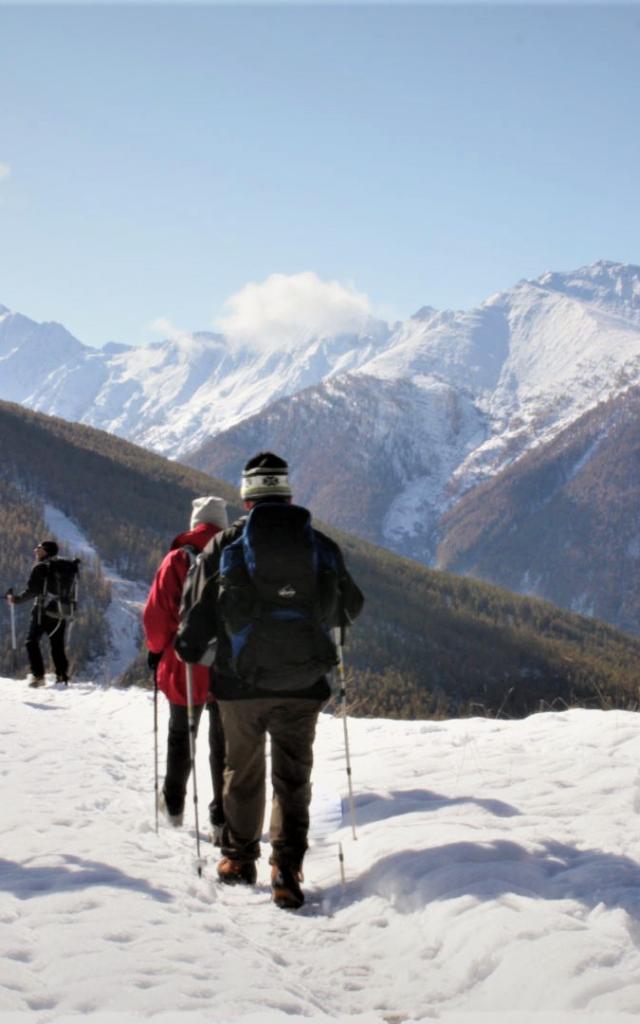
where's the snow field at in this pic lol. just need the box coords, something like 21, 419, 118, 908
2, 680, 640, 1024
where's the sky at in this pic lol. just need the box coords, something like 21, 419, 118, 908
1, 3, 639, 348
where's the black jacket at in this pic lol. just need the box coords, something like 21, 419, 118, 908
175, 511, 364, 700
12, 557, 55, 612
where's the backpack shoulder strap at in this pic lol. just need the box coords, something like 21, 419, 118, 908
180, 543, 200, 570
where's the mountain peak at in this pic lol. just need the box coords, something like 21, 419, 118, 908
411, 305, 438, 321
536, 260, 640, 309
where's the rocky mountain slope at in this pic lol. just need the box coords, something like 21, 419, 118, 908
186, 262, 640, 563
3, 260, 640, 630
436, 385, 640, 636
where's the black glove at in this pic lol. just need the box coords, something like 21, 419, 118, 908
147, 650, 162, 671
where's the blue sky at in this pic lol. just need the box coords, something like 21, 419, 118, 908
1, 3, 639, 347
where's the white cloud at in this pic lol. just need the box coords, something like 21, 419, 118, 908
146, 316, 191, 343
0, 163, 11, 182
216, 271, 375, 350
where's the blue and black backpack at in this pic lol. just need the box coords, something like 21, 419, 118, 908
218, 503, 340, 690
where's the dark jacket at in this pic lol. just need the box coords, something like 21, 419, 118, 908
175, 510, 364, 701
12, 557, 56, 612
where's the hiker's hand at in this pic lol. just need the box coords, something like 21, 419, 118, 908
147, 650, 162, 670
5, 593, 15, 604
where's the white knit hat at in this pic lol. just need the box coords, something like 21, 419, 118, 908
190, 496, 229, 531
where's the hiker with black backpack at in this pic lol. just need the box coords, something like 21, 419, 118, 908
175, 452, 364, 909
5, 540, 78, 687
143, 496, 229, 840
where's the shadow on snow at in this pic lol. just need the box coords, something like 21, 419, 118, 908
0, 853, 173, 902
350, 788, 521, 825
327, 839, 640, 919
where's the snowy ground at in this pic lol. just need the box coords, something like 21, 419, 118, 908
2, 679, 640, 1024
43, 504, 148, 681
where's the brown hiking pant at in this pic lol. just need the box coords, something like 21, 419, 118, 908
218, 697, 323, 870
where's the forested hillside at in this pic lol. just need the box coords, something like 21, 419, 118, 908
0, 401, 241, 580
437, 386, 640, 636
1, 399, 639, 717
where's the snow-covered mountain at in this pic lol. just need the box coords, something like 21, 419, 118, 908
186, 261, 640, 560
0, 302, 390, 455
185, 373, 486, 561
3, 260, 640, 564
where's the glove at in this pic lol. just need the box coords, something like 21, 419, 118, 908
147, 650, 162, 671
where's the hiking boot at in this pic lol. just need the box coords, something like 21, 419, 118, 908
271, 864, 305, 909
55, 675, 69, 686
209, 823, 225, 848
158, 791, 183, 828
28, 676, 45, 688
217, 857, 257, 886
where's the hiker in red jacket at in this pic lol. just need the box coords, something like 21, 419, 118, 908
143, 495, 228, 841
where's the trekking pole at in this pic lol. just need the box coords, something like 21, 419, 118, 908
153, 667, 159, 835
338, 842, 346, 887
7, 591, 17, 676
68, 563, 79, 645
185, 663, 205, 876
334, 627, 357, 841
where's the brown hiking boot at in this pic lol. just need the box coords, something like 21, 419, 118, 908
217, 857, 257, 886
28, 676, 45, 688
271, 864, 305, 909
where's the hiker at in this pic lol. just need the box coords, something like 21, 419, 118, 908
175, 452, 364, 908
5, 540, 71, 687
143, 496, 229, 842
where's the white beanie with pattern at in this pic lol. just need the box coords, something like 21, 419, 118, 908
240, 452, 292, 501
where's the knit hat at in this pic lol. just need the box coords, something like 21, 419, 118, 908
190, 496, 229, 531
39, 540, 59, 557
240, 452, 292, 501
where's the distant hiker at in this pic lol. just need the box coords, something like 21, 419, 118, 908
5, 540, 76, 687
176, 452, 364, 909
143, 496, 229, 841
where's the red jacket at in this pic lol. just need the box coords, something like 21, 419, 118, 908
143, 522, 221, 705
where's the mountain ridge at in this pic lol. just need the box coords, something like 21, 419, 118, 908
3, 260, 639, 465
3, 260, 640, 623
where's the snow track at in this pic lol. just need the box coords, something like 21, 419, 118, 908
2, 681, 640, 1023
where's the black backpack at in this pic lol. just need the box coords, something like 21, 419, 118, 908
218, 503, 340, 690
42, 557, 81, 622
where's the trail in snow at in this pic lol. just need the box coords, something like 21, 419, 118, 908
2, 678, 640, 1024
43, 504, 148, 681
